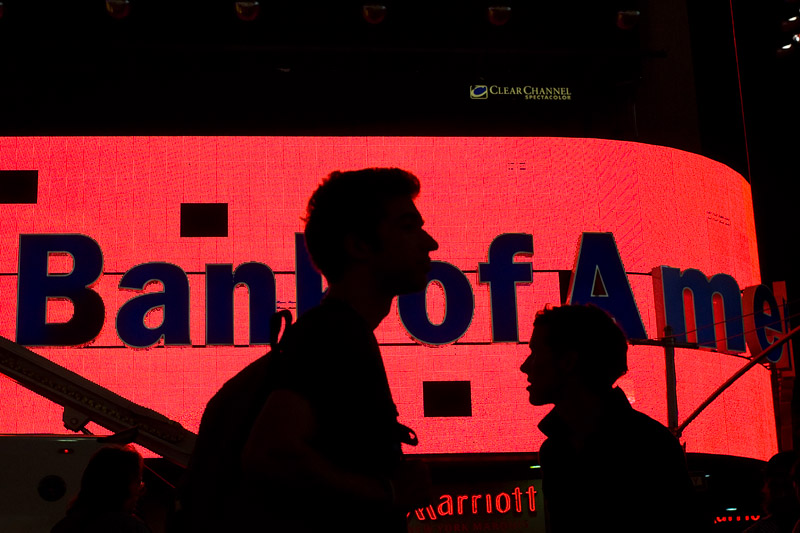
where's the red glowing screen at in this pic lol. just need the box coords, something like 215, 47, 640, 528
0, 137, 775, 460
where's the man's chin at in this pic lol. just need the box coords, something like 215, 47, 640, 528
528, 390, 552, 407
395, 278, 431, 296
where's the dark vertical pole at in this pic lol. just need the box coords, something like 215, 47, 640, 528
664, 325, 679, 436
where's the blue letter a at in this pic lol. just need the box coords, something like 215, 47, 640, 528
568, 233, 646, 339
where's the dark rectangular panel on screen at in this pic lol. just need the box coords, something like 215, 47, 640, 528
180, 203, 228, 237
0, 170, 38, 204
423, 381, 472, 417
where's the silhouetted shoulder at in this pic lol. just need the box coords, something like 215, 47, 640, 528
623, 407, 685, 451
273, 299, 377, 383
283, 299, 374, 351
603, 391, 690, 476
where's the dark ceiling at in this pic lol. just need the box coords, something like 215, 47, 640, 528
0, 0, 797, 300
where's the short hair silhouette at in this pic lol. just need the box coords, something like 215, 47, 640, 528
533, 304, 628, 391
68, 444, 144, 515
762, 451, 800, 516
303, 168, 421, 282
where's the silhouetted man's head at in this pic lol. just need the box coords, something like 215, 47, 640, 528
70, 444, 145, 515
304, 168, 438, 293
521, 304, 628, 406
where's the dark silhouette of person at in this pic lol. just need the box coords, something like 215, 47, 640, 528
743, 451, 800, 532
520, 304, 697, 532
791, 457, 800, 533
51, 444, 151, 533
189, 168, 437, 532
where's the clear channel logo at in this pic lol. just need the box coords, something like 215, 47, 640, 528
469, 84, 573, 101
470, 85, 488, 99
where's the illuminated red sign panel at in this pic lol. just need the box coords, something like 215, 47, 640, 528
0, 137, 776, 460
408, 480, 544, 532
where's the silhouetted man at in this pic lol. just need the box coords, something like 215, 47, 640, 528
520, 304, 697, 532
236, 168, 438, 531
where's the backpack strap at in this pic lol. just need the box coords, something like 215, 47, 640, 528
269, 309, 294, 351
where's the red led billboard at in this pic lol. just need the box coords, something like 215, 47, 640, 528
0, 136, 777, 460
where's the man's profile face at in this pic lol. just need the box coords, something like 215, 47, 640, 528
520, 325, 565, 406
370, 195, 439, 296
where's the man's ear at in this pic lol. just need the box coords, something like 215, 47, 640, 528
343, 233, 374, 262
559, 350, 579, 375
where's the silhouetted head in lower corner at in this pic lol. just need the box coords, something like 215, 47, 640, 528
520, 304, 628, 406
761, 451, 800, 524
68, 444, 145, 516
